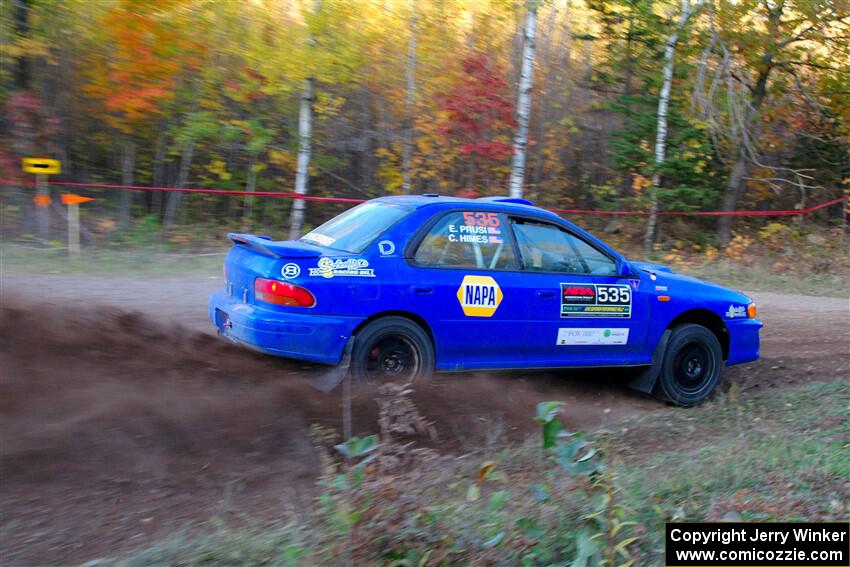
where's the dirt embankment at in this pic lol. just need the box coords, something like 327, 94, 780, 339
0, 282, 847, 565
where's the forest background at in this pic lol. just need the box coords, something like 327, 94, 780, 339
2, 0, 849, 266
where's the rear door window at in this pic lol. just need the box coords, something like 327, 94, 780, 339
300, 202, 413, 253
413, 211, 518, 270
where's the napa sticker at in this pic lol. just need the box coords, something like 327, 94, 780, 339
309, 257, 375, 278
456, 275, 503, 317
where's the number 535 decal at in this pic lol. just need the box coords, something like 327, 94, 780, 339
463, 212, 501, 227
560, 283, 632, 318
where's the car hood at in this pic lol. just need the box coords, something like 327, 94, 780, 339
628, 259, 752, 305
629, 260, 674, 274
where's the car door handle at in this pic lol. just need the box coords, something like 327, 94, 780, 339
536, 290, 558, 298
413, 286, 433, 295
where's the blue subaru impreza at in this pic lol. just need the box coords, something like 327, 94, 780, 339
210, 195, 762, 405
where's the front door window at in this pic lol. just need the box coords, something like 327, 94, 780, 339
511, 220, 617, 276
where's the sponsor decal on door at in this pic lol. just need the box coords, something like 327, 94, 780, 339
560, 283, 632, 318
556, 328, 630, 345
456, 275, 503, 317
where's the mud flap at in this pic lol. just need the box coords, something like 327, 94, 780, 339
627, 329, 672, 394
307, 336, 354, 393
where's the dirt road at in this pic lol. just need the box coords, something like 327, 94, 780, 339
1, 272, 848, 565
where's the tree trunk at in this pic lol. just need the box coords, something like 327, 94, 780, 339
163, 141, 194, 230
619, 12, 635, 203
13, 0, 30, 90
530, 2, 559, 204
717, 62, 771, 246
288, 0, 322, 240
118, 139, 135, 230
717, 151, 747, 246
11, 0, 33, 235
151, 131, 166, 218
796, 175, 806, 230
288, 77, 314, 240
243, 151, 258, 230
401, 0, 417, 194
508, 3, 537, 199
643, 0, 700, 252
715, 3, 780, 245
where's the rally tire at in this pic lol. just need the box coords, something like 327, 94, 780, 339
350, 317, 434, 384
656, 323, 723, 406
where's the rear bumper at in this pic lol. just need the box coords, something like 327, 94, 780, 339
209, 290, 363, 365
725, 318, 763, 366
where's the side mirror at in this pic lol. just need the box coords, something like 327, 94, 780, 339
617, 259, 633, 278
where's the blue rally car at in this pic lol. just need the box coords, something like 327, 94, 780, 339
210, 195, 762, 405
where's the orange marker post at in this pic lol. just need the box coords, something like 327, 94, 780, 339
60, 193, 95, 258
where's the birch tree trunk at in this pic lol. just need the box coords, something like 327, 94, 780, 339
288, 0, 322, 240
508, 2, 538, 199
288, 77, 314, 240
163, 141, 194, 230
401, 1, 417, 194
643, 0, 701, 252
119, 139, 135, 230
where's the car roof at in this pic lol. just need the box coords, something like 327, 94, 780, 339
373, 194, 562, 220
372, 194, 623, 261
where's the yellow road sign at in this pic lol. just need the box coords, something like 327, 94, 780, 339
22, 157, 61, 175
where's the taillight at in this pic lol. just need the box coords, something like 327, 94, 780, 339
747, 303, 758, 319
254, 277, 316, 307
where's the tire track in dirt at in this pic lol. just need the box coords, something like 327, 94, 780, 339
1, 274, 847, 565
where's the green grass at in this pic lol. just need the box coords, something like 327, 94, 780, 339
0, 244, 225, 277
116, 379, 849, 566
4, 243, 848, 297
614, 380, 850, 559
680, 259, 849, 297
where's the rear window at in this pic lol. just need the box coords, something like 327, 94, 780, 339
413, 211, 518, 270
300, 202, 413, 253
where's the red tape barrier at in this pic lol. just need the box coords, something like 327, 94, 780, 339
549, 197, 846, 217
46, 181, 364, 204
46, 181, 846, 217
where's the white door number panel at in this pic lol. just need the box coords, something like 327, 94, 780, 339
556, 328, 630, 346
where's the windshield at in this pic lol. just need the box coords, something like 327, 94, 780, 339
300, 201, 413, 253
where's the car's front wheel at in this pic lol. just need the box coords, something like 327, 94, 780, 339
657, 323, 724, 406
350, 316, 434, 383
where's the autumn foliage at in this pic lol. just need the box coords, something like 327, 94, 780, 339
0, 0, 847, 244
439, 53, 516, 161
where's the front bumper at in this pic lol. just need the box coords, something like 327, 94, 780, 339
725, 318, 763, 366
209, 290, 363, 365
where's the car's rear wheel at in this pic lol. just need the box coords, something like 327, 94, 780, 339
656, 323, 723, 406
350, 317, 434, 383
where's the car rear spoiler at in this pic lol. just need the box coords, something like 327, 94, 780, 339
227, 233, 322, 259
